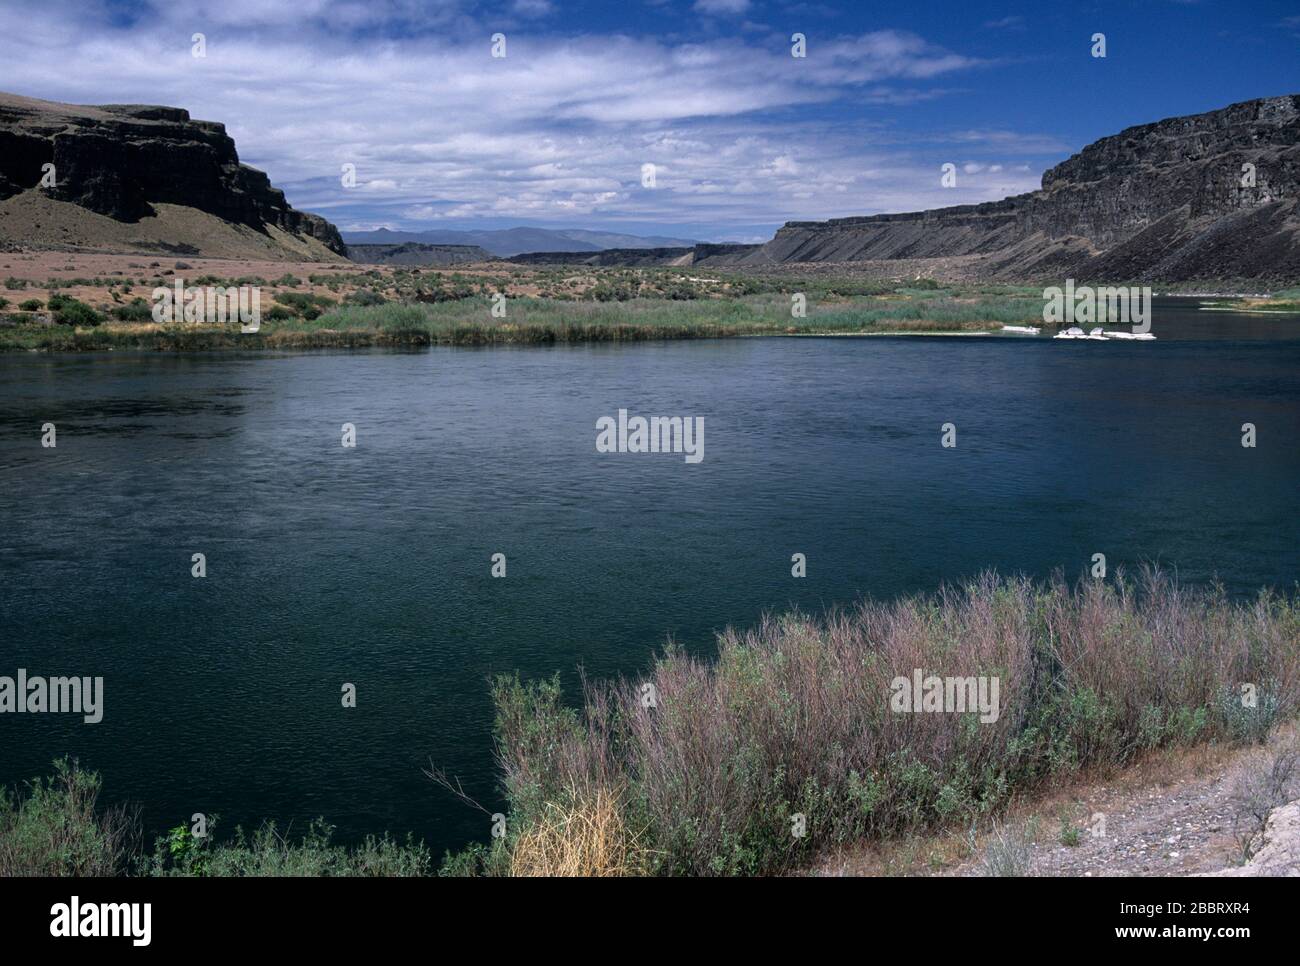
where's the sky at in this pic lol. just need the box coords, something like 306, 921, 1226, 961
0, 0, 1298, 242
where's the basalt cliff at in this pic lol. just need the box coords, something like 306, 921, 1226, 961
742, 94, 1300, 282
0, 92, 346, 260
3, 91, 1297, 279
500, 95, 1300, 281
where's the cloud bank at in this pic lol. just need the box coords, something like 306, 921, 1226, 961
0, 0, 1064, 237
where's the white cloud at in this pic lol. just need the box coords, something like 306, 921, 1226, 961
0, 1, 1056, 232
694, 0, 751, 14
512, 0, 555, 17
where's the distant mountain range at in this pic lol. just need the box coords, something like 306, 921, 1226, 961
341, 226, 700, 257
527, 93, 1300, 282
347, 242, 493, 266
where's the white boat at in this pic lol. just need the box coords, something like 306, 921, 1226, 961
1105, 330, 1157, 340
1084, 328, 1110, 340
1053, 326, 1086, 339
1002, 325, 1041, 335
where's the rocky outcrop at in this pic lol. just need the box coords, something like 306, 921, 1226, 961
1206, 800, 1300, 877
749, 95, 1300, 282
0, 92, 345, 257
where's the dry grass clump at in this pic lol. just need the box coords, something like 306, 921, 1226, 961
507, 785, 654, 877
977, 819, 1037, 877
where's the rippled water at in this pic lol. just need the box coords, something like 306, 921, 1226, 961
1, 298, 1297, 856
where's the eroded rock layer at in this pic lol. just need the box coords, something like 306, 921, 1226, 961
749, 95, 1300, 282
0, 92, 345, 259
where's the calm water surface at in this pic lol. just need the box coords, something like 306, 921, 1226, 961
1, 298, 1298, 856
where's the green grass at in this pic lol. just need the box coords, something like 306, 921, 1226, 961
0, 759, 430, 877
141, 819, 431, 877
300, 291, 1042, 341
1198, 285, 1300, 314
0, 289, 1044, 352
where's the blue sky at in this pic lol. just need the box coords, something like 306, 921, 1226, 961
1, 0, 1298, 241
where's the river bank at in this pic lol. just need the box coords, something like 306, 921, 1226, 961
435, 570, 1298, 876
5, 571, 1295, 877
4, 249, 1296, 352
0, 290, 1039, 351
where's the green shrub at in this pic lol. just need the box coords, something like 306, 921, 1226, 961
272, 291, 337, 320
1220, 684, 1282, 744
2, 760, 431, 878
143, 818, 431, 877
438, 841, 510, 877
47, 293, 102, 327
449, 570, 1300, 876
343, 288, 387, 307
110, 297, 153, 322
0, 759, 138, 876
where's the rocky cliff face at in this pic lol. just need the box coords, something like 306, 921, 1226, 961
0, 93, 345, 256
751, 95, 1300, 282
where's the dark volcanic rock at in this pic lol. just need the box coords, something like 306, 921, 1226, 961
0, 93, 345, 254
753, 95, 1300, 282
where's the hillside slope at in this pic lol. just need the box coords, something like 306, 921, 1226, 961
0, 92, 345, 261
749, 94, 1300, 282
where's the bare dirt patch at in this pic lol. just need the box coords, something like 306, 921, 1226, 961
813, 726, 1300, 877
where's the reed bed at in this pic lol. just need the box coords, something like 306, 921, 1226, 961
0, 291, 1042, 351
